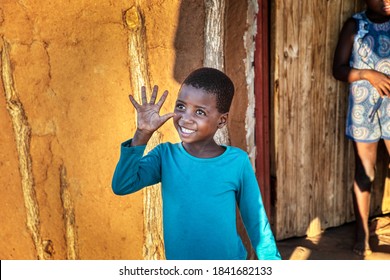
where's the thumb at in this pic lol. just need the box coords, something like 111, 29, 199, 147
160, 113, 176, 124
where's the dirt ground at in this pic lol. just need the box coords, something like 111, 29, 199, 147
276, 214, 390, 260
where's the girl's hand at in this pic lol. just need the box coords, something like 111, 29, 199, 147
129, 85, 175, 146
364, 70, 390, 97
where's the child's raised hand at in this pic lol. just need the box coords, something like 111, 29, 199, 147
129, 85, 175, 146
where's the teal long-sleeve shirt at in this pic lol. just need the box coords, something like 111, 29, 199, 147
112, 139, 281, 260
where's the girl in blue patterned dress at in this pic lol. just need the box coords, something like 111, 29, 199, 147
333, 0, 390, 256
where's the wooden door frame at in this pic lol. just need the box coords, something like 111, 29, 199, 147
254, 0, 271, 217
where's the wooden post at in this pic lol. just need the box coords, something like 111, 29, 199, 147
124, 6, 165, 260
204, 0, 230, 145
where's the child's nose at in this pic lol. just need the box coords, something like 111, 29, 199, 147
179, 112, 193, 123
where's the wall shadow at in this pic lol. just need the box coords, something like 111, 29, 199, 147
173, 0, 205, 84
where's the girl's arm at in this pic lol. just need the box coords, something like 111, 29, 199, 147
332, 18, 360, 82
333, 18, 390, 97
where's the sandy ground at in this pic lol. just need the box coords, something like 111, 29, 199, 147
277, 214, 390, 260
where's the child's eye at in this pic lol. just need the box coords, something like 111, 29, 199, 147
175, 104, 185, 110
196, 109, 206, 116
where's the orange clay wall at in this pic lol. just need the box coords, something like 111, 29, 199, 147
0, 0, 248, 259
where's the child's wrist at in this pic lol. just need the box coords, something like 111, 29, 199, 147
359, 69, 370, 80
132, 129, 153, 146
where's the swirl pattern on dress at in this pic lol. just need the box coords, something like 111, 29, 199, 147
358, 35, 374, 59
376, 59, 390, 75
374, 21, 390, 32
349, 125, 369, 140
385, 102, 390, 117
378, 35, 390, 57
351, 84, 369, 103
351, 105, 365, 125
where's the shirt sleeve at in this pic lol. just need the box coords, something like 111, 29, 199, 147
111, 139, 162, 195
236, 156, 282, 260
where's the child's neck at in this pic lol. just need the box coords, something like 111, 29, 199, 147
366, 10, 390, 23
182, 141, 226, 158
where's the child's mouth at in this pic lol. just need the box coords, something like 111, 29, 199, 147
179, 126, 195, 135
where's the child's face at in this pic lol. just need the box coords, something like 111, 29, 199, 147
173, 84, 227, 146
366, 0, 390, 16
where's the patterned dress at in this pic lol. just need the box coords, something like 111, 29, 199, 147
346, 11, 390, 142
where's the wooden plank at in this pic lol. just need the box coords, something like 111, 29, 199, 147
274, 0, 301, 239
305, 0, 322, 237
203, 0, 230, 146
325, 0, 348, 227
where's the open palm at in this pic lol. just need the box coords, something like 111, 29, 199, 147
129, 85, 175, 135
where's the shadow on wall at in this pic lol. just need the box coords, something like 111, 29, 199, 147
173, 0, 205, 83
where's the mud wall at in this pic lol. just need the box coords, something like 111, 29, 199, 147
0, 0, 249, 259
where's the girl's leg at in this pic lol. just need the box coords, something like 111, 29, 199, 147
383, 139, 390, 163
352, 141, 378, 256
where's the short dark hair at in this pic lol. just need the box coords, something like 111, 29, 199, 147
182, 67, 234, 113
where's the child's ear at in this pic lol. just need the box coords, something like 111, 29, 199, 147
218, 113, 229, 128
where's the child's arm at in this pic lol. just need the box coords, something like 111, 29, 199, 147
333, 18, 390, 97
237, 157, 281, 260
129, 85, 175, 146
111, 85, 174, 195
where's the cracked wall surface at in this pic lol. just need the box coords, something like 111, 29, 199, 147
0, 0, 248, 259
1, 38, 45, 259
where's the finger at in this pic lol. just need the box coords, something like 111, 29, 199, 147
141, 86, 147, 105
379, 91, 386, 98
383, 83, 390, 97
377, 85, 389, 98
150, 85, 158, 104
160, 112, 176, 124
156, 90, 169, 108
129, 95, 140, 109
